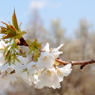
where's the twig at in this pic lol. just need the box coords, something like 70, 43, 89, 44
56, 59, 95, 69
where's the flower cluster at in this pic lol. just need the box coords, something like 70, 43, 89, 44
0, 41, 72, 89
0, 10, 72, 89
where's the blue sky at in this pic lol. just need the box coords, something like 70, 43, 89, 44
0, 0, 95, 36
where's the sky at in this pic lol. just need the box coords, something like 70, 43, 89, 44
0, 0, 95, 37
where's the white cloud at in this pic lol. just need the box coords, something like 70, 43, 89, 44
30, 1, 47, 10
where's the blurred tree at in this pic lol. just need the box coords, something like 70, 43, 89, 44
50, 19, 65, 47
75, 19, 91, 60
63, 19, 92, 61
26, 9, 50, 44
60, 19, 95, 95
88, 31, 95, 59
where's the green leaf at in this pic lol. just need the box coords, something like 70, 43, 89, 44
12, 9, 19, 31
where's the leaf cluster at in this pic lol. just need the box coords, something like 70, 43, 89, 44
27, 39, 42, 61
0, 10, 26, 39
0, 9, 26, 64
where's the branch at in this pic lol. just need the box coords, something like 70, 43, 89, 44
56, 59, 95, 69
18, 37, 95, 69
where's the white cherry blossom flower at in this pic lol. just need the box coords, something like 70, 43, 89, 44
38, 52, 55, 69
35, 67, 61, 89
0, 73, 17, 84
61, 63, 72, 76
35, 64, 72, 89
51, 44, 63, 58
43, 43, 50, 52
43, 43, 63, 58
10, 56, 29, 72
27, 61, 38, 75
0, 63, 17, 84
16, 69, 38, 86
57, 64, 72, 82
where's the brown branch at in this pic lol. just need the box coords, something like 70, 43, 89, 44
17, 37, 95, 69
56, 59, 95, 69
